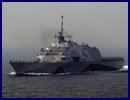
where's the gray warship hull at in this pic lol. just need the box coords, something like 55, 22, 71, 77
10, 57, 125, 75
10, 62, 89, 75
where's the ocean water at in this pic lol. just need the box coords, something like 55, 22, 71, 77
2, 64, 128, 98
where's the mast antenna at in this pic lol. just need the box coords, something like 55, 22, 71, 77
61, 16, 64, 34
58, 16, 65, 43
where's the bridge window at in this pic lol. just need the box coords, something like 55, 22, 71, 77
46, 52, 59, 56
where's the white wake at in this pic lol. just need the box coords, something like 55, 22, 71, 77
8, 72, 71, 76
118, 65, 128, 71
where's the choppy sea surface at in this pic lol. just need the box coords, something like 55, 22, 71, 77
2, 63, 128, 98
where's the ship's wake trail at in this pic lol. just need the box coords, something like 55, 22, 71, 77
118, 65, 128, 72
8, 72, 16, 76
8, 72, 71, 76
8, 72, 52, 76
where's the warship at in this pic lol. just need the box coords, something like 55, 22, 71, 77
10, 16, 125, 75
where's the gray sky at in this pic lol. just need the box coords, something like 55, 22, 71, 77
2, 2, 128, 60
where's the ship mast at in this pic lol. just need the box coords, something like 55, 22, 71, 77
58, 16, 65, 43
61, 16, 64, 35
